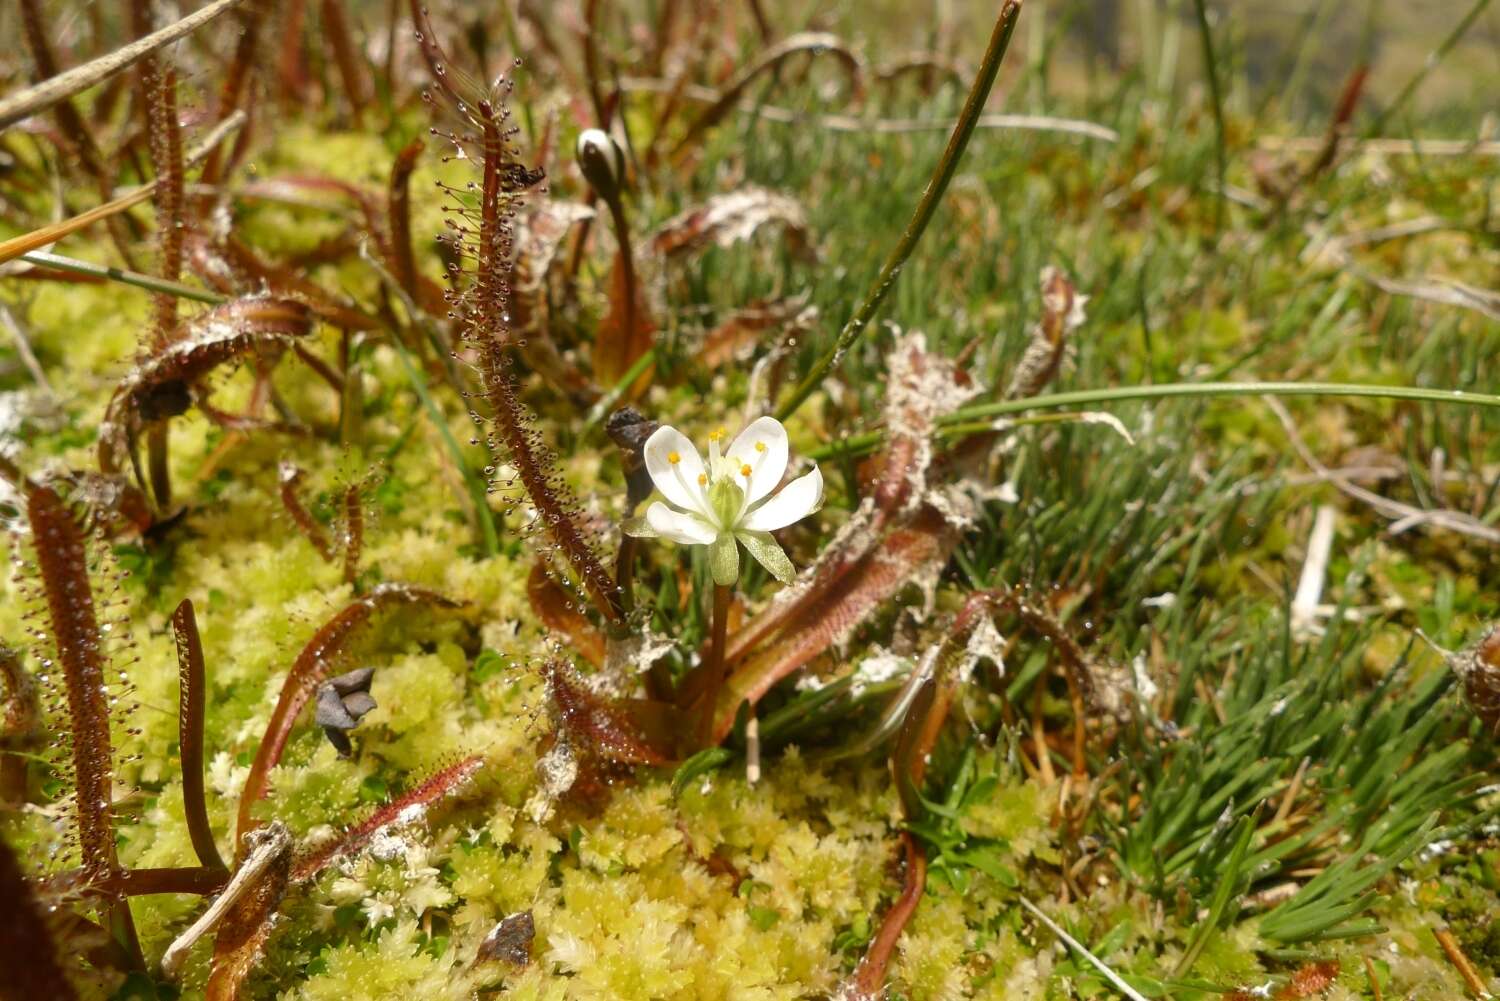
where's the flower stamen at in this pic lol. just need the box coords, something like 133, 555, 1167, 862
667, 451, 681, 465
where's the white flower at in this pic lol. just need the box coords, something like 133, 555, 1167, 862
625, 416, 822, 586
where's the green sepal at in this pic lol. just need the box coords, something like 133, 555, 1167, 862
709, 533, 739, 586
737, 530, 795, 583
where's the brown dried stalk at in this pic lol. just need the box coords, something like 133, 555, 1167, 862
17, 0, 140, 268
0, 837, 79, 1001
670, 33, 864, 160
0, 0, 248, 131
236, 584, 463, 840
172, 599, 227, 872
206, 824, 292, 1001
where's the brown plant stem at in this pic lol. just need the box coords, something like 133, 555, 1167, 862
172, 600, 226, 872
698, 584, 733, 750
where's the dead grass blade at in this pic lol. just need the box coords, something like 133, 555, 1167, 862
0, 0, 249, 131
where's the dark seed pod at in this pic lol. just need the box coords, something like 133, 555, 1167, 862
1453, 626, 1500, 738
605, 407, 660, 512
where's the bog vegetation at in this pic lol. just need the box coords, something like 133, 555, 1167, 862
0, 1, 1498, 999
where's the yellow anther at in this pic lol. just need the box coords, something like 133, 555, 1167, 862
740, 463, 752, 477
697, 473, 707, 485
708, 427, 726, 442
667, 451, 680, 465
754, 441, 767, 453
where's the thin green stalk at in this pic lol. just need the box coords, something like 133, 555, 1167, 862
20, 250, 227, 305
698, 583, 732, 750
807, 381, 1500, 461
774, 1, 1024, 422
586, 347, 656, 426
1363, 0, 1494, 137
1190, 0, 1226, 235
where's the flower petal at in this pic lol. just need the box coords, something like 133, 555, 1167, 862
644, 426, 709, 516
737, 530, 795, 583
726, 416, 788, 508
645, 502, 717, 545
742, 466, 823, 532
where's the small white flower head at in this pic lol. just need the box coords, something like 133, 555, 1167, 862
624, 416, 822, 586
575, 127, 625, 201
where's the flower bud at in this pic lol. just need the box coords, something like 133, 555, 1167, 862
576, 128, 626, 201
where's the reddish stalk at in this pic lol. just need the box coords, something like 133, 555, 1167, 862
388, 138, 425, 302
17, 0, 141, 269
850, 832, 927, 998
172, 600, 226, 872
236, 584, 461, 841
340, 484, 364, 585
320, 0, 369, 125
278, 463, 336, 561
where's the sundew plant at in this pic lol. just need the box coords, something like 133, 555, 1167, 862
1, 1, 1499, 999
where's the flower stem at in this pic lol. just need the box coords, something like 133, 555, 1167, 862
699, 583, 733, 749
774, 1, 1024, 423
806, 380, 1500, 461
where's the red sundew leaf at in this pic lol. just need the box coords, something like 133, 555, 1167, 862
528, 561, 607, 668
0, 835, 80, 1000
236, 584, 464, 841
290, 755, 485, 881
96, 297, 315, 479
543, 660, 671, 767
710, 508, 957, 744
24, 480, 120, 886
1277, 960, 1340, 999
